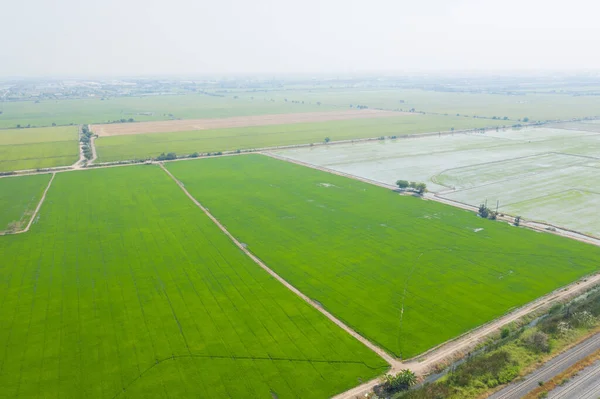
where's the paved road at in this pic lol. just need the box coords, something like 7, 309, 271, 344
548, 360, 600, 398
488, 333, 600, 399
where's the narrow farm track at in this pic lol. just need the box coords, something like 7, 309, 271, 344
89, 135, 97, 164
0, 173, 56, 236
158, 163, 403, 384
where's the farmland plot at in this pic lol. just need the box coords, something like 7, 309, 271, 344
0, 166, 386, 398
276, 127, 600, 236
0, 126, 79, 171
95, 114, 506, 163
0, 95, 336, 129
0, 174, 51, 232
167, 155, 600, 359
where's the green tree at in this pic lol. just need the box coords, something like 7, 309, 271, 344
415, 182, 427, 194
523, 117, 529, 122
396, 180, 410, 190
324, 137, 331, 143
478, 204, 489, 219
382, 369, 418, 392
514, 216, 521, 226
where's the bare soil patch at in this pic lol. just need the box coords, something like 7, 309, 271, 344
91, 110, 409, 137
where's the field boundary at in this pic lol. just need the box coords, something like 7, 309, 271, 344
0, 172, 55, 236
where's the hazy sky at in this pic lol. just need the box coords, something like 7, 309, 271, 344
1, 0, 599, 76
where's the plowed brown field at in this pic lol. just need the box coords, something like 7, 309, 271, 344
91, 109, 408, 136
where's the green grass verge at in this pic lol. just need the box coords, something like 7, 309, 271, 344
0, 165, 387, 398
96, 115, 507, 162
166, 155, 600, 359
0, 174, 51, 232
0, 126, 79, 171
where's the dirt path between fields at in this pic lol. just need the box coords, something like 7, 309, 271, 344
91, 109, 408, 136
0, 173, 55, 236
89, 135, 97, 164
159, 163, 402, 369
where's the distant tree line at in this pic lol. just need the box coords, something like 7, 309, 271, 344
106, 118, 135, 124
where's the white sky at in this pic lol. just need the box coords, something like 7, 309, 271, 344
1, 0, 599, 76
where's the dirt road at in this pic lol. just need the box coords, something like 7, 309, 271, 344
159, 163, 402, 368
0, 173, 56, 236
91, 109, 408, 136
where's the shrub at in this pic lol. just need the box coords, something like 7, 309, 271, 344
523, 331, 551, 353
572, 311, 595, 328
380, 369, 417, 393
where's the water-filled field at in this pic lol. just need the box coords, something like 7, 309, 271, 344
167, 155, 600, 359
276, 127, 600, 237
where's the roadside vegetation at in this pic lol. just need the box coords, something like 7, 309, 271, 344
393, 287, 600, 399
80, 124, 95, 160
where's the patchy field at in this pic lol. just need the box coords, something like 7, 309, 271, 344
92, 109, 405, 136
167, 155, 600, 359
0, 126, 79, 171
276, 127, 600, 237
0, 174, 51, 232
95, 114, 506, 162
0, 166, 386, 398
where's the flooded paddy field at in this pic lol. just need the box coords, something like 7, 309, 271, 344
276, 126, 600, 237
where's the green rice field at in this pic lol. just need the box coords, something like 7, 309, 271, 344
0, 95, 335, 129
0, 126, 79, 172
0, 165, 387, 398
95, 115, 506, 162
0, 174, 51, 232
250, 88, 600, 121
167, 155, 600, 359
